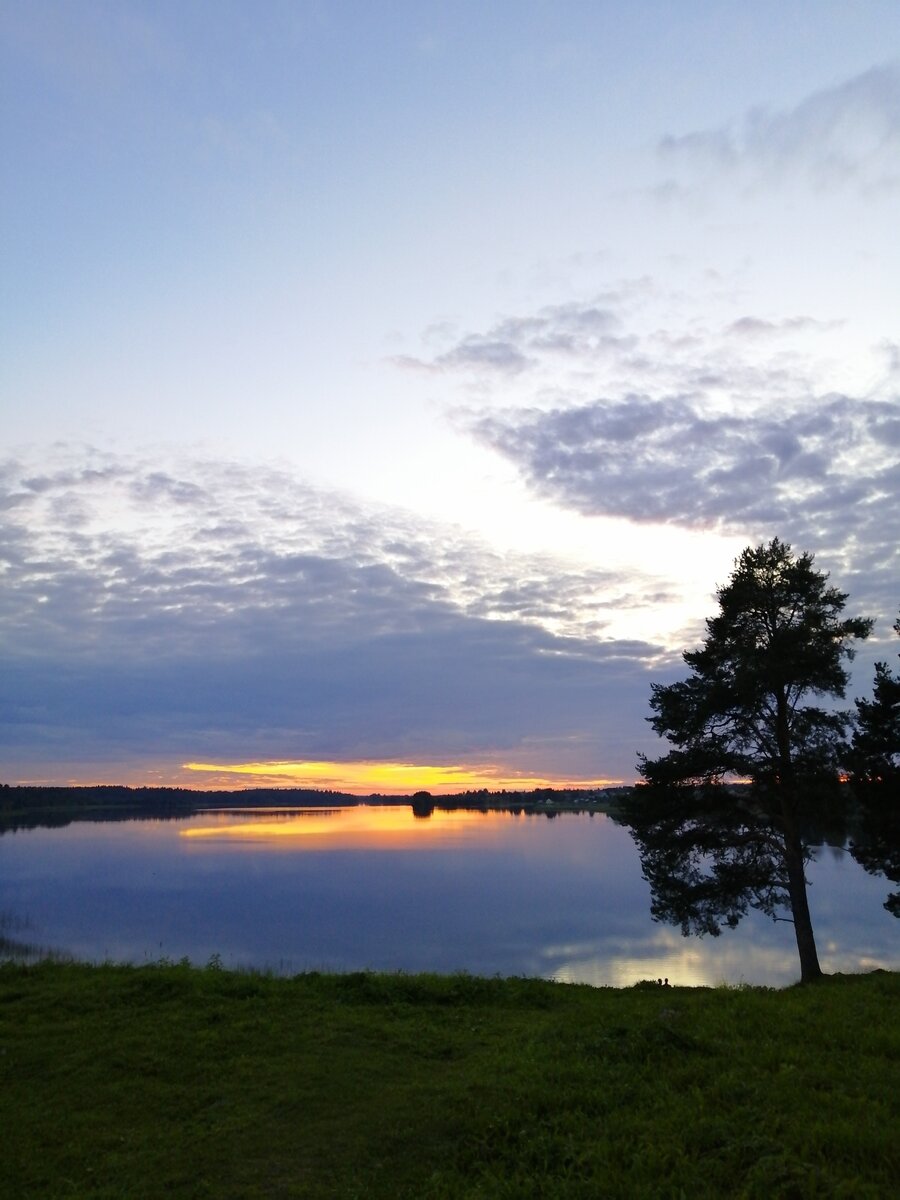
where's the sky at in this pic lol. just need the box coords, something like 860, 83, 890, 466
2, 0, 899, 791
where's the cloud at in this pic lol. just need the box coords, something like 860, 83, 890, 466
401, 282, 848, 418
403, 285, 897, 627
435, 339, 534, 374
658, 62, 900, 194
468, 392, 900, 618
725, 316, 842, 339
0, 447, 670, 783
390, 299, 630, 375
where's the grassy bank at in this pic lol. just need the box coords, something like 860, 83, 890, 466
1, 962, 897, 1198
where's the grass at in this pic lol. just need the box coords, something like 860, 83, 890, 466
1, 961, 897, 1198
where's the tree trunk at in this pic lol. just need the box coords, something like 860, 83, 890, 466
784, 832, 822, 982
773, 686, 822, 982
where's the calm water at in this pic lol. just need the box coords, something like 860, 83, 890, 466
1, 806, 896, 987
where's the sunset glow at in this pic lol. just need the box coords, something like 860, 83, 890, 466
182, 759, 618, 795
179, 804, 510, 849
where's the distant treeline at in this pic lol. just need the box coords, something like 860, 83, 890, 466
0, 784, 359, 811
0, 784, 356, 832
0, 782, 633, 832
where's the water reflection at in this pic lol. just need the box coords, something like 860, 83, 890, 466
545, 924, 896, 989
0, 911, 48, 963
179, 805, 512, 850
1, 808, 895, 987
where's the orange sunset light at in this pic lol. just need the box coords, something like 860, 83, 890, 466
180, 804, 492, 848
182, 759, 618, 794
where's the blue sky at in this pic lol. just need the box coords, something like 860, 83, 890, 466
2, 1, 898, 789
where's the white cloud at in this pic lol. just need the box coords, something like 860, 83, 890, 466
390, 299, 632, 377
468, 391, 898, 618
658, 62, 900, 195
395, 285, 899, 627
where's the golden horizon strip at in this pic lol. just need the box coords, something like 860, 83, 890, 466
179, 804, 496, 846
182, 758, 620, 794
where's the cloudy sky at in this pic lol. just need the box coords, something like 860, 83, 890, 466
2, 1, 898, 790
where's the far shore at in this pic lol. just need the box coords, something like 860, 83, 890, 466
0, 782, 636, 828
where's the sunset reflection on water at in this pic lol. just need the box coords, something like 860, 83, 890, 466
179, 805, 514, 850
2, 809, 896, 988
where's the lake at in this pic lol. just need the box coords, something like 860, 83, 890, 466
1, 805, 896, 987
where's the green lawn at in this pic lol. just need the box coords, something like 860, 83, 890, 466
1, 962, 897, 1198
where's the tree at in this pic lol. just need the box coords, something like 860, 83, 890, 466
411, 790, 435, 818
623, 539, 872, 983
849, 612, 900, 915
850, 613, 900, 796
